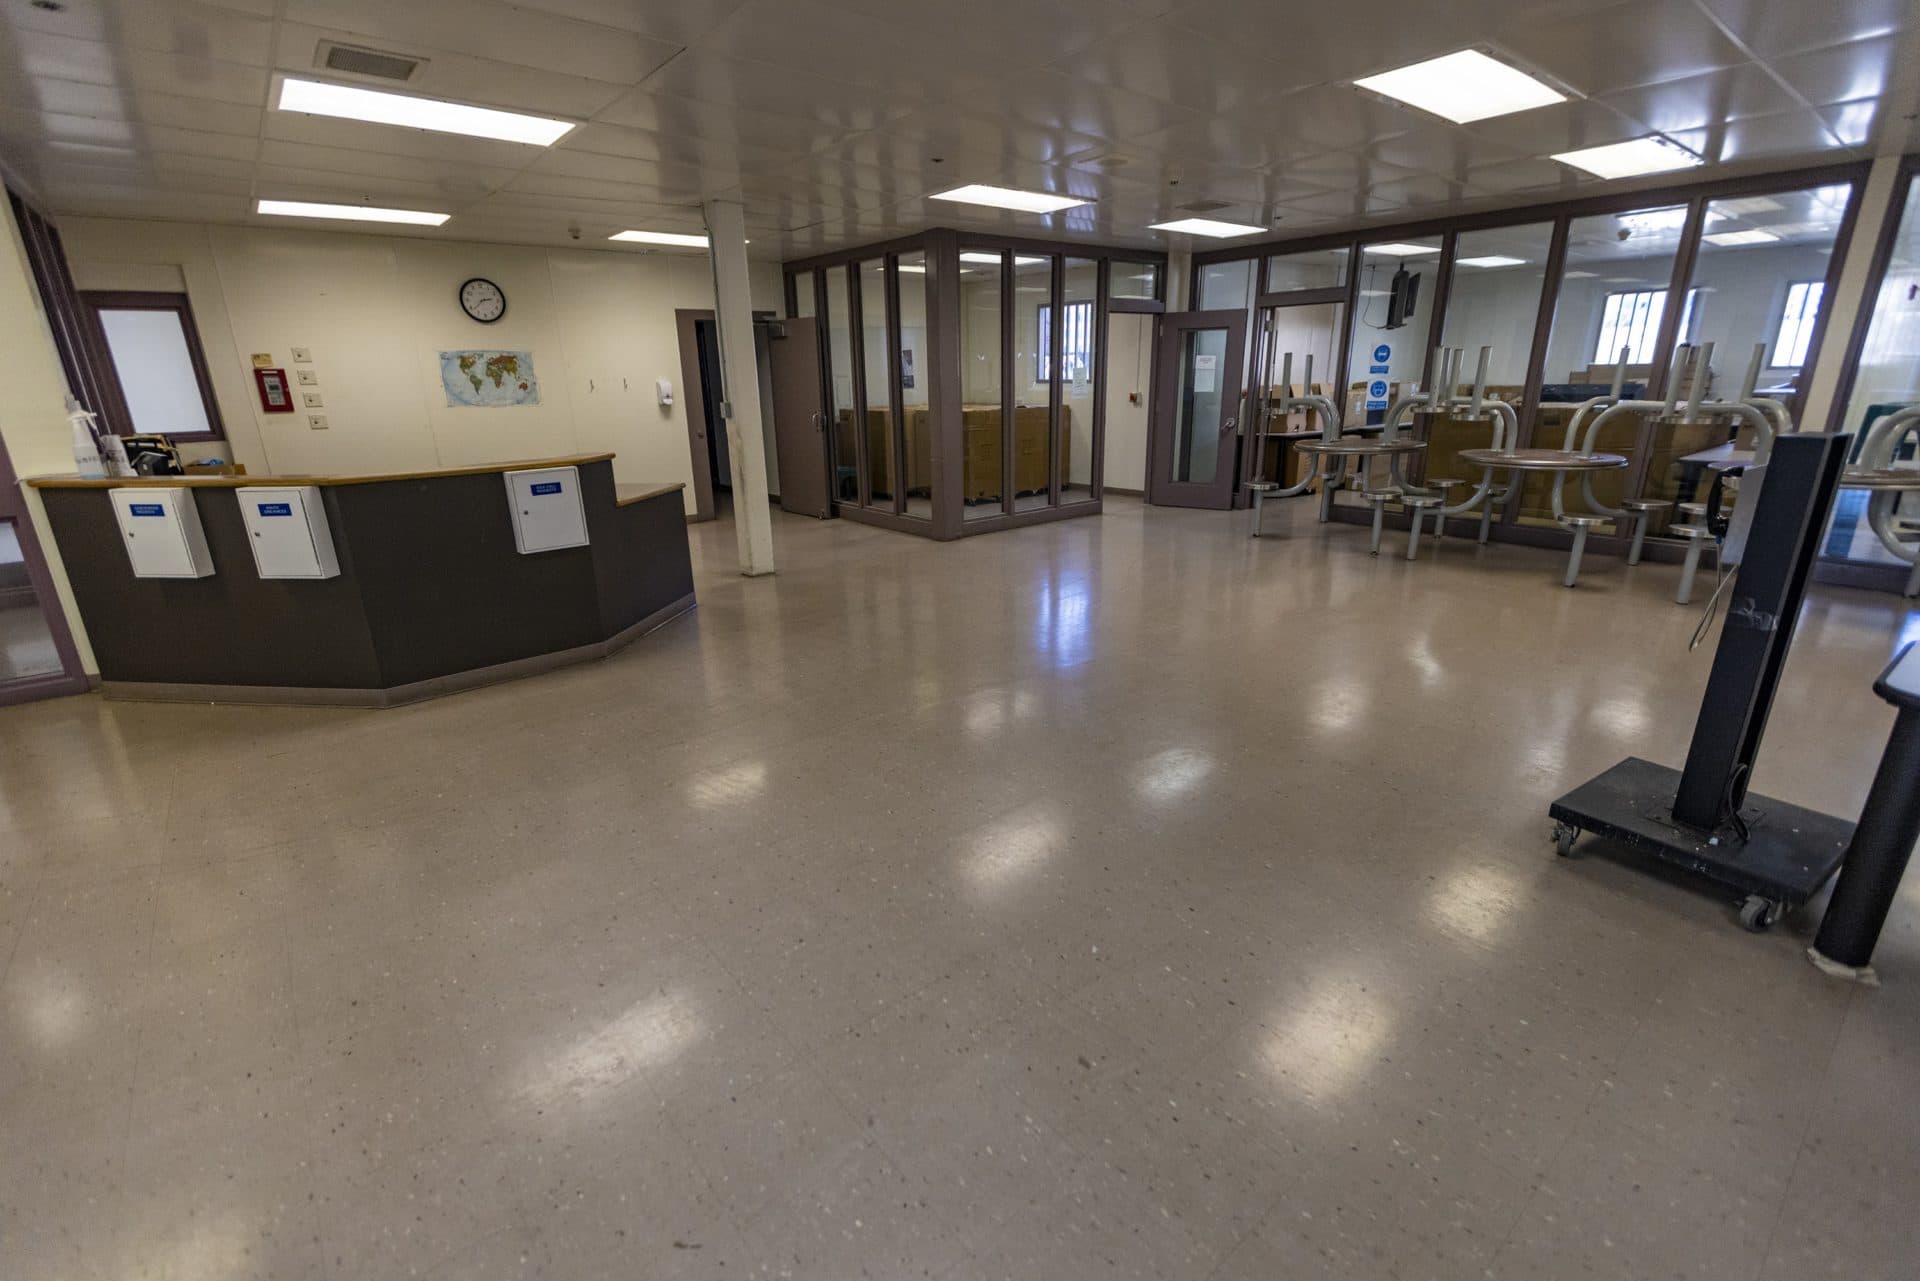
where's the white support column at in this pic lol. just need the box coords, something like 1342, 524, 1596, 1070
701, 198, 776, 577
1800, 154, 1905, 433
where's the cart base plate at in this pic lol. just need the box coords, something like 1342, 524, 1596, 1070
1550, 756, 1852, 907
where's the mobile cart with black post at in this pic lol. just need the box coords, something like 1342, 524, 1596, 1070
1547, 430, 1857, 931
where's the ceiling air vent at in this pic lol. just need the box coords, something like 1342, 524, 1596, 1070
1177, 198, 1233, 213
317, 42, 424, 82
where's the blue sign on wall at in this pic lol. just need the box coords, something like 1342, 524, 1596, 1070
1369, 364, 1390, 375
1373, 343, 1392, 363
129, 503, 164, 517
530, 481, 563, 496
257, 503, 293, 517
1368, 380, 1389, 399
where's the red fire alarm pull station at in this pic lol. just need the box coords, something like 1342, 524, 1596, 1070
255, 367, 294, 413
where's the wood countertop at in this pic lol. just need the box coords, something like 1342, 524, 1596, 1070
26, 453, 618, 490
615, 482, 687, 506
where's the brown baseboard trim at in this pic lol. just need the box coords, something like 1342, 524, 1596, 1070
100, 593, 698, 709
1104, 486, 1144, 497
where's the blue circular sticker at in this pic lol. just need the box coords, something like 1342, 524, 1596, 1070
1373, 344, 1391, 363
1368, 379, 1388, 398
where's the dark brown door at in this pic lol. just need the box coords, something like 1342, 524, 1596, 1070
769, 318, 833, 518
1148, 310, 1249, 509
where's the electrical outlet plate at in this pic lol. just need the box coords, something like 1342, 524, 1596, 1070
307, 414, 328, 430
301, 391, 323, 408
291, 346, 313, 362
296, 369, 318, 385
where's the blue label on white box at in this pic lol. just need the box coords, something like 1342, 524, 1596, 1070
1373, 344, 1391, 363
257, 503, 293, 517
129, 503, 164, 517
1369, 364, 1390, 374
530, 482, 563, 496
1368, 380, 1389, 399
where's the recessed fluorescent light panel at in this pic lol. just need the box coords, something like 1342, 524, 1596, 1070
930, 185, 1089, 214
609, 230, 708, 247
1552, 135, 1702, 180
256, 198, 448, 226
1702, 229, 1780, 247
1363, 242, 1441, 256
1456, 255, 1527, 267
1150, 218, 1266, 238
277, 77, 574, 146
958, 252, 1047, 265
1353, 49, 1566, 124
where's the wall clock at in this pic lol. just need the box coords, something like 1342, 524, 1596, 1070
459, 277, 506, 323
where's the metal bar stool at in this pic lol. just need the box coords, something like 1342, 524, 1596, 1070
1404, 496, 1444, 561
1671, 524, 1716, 604
1558, 514, 1611, 587
1247, 480, 1280, 537
1619, 498, 1675, 565
1363, 491, 1397, 555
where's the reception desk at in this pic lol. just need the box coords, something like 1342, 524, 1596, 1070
29, 454, 695, 707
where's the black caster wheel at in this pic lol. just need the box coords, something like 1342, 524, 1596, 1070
1552, 822, 1580, 857
1738, 895, 1783, 932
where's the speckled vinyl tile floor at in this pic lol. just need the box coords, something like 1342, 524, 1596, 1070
3, 496, 1918, 1280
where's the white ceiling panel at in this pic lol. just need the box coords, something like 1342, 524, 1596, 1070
692, 0, 998, 86
2, 0, 275, 63
1669, 109, 1848, 163
1454, 97, 1650, 155
258, 139, 525, 191
506, 0, 753, 45
617, 53, 915, 133
833, 111, 1109, 170
1071, 19, 1311, 118
561, 121, 789, 173
261, 110, 549, 169
280, 0, 684, 85
0, 0, 1905, 259
269, 24, 634, 121
1768, 36, 1899, 108
1501, 1, 1750, 95
1596, 64, 1808, 135
0, 28, 270, 105
1693, 0, 1907, 59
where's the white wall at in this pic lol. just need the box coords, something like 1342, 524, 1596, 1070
59, 219, 786, 515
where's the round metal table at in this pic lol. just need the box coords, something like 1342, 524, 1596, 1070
1294, 438, 1428, 523
1841, 468, 1920, 492
1457, 447, 1629, 473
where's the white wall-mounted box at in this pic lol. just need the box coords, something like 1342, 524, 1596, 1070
504, 465, 588, 554
237, 486, 340, 579
110, 487, 215, 579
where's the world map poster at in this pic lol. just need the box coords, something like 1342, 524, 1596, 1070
440, 350, 540, 407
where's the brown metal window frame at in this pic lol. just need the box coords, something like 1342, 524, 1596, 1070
785, 230, 1164, 539
79, 289, 226, 444
1189, 160, 1870, 540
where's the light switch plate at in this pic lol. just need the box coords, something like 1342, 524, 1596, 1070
295, 369, 318, 385
307, 414, 328, 430
291, 346, 313, 363
301, 391, 323, 408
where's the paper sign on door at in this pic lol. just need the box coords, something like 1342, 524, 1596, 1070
1193, 353, 1218, 393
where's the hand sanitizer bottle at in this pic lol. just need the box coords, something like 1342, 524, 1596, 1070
67, 399, 105, 479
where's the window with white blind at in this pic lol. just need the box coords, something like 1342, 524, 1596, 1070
1592, 287, 1700, 365
1036, 300, 1093, 383
1773, 281, 1823, 368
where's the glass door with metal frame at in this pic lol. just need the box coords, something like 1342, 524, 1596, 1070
0, 439, 83, 704
1149, 310, 1247, 509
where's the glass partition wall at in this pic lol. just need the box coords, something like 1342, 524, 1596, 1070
1829, 163, 1920, 583
1188, 160, 1872, 572
786, 232, 1167, 539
